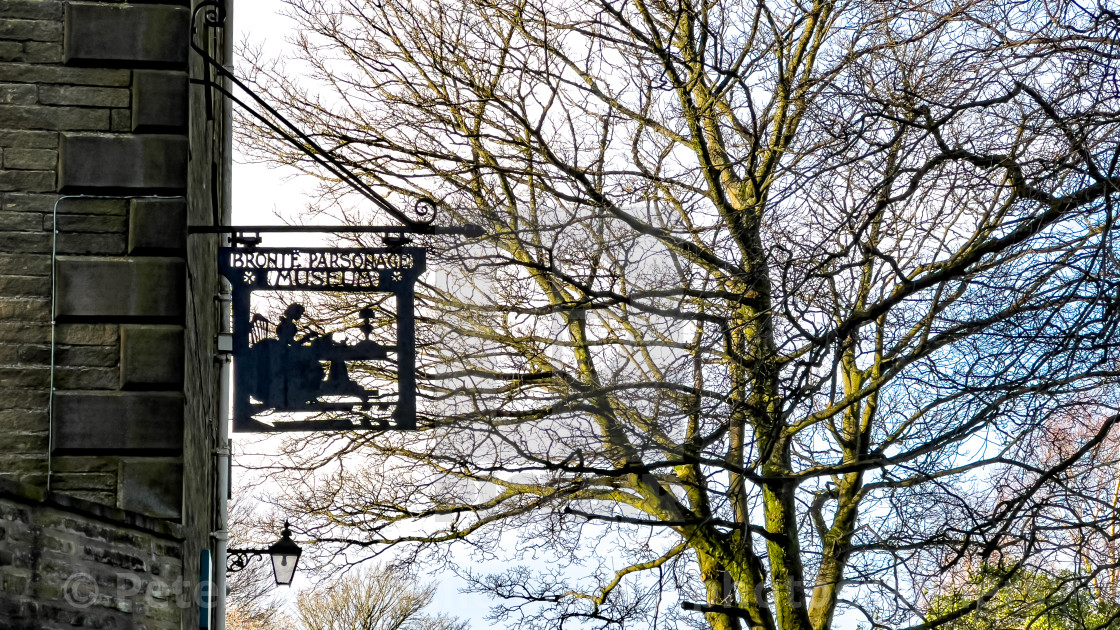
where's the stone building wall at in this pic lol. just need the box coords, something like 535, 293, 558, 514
0, 479, 187, 630
0, 0, 230, 626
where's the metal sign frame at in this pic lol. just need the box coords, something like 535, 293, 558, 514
190, 1, 483, 432
219, 245, 425, 432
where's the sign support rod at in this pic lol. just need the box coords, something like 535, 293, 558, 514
188, 224, 484, 236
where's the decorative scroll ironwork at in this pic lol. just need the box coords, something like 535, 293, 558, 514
226, 549, 263, 574
196, 0, 225, 27
219, 246, 425, 432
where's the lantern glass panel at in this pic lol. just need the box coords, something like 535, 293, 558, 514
271, 551, 299, 585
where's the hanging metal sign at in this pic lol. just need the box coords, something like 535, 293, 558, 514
219, 246, 424, 432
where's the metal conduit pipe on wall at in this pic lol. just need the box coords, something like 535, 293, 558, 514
214, 0, 235, 624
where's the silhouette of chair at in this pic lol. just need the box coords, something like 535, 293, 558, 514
250, 314, 271, 345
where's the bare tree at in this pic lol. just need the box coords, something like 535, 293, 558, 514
236, 0, 1120, 629
294, 564, 467, 630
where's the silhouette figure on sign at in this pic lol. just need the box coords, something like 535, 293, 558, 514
244, 303, 387, 411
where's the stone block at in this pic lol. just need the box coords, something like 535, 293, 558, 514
0, 169, 54, 192
3, 148, 54, 170
0, 322, 48, 344
0, 2, 63, 21
0, 41, 17, 61
0, 130, 55, 148
55, 232, 126, 255
3, 432, 46, 452
3, 195, 53, 215
0, 275, 48, 297
128, 198, 184, 253
50, 391, 183, 453
39, 85, 129, 108
52, 197, 125, 216
0, 342, 19, 363
0, 298, 47, 321
0, 389, 48, 409
48, 472, 116, 492
0, 104, 107, 131
131, 70, 186, 131
0, 63, 129, 87
58, 134, 186, 192
53, 366, 117, 389
0, 409, 47, 433
109, 108, 129, 132
54, 323, 116, 346
120, 325, 183, 388
55, 344, 116, 368
48, 214, 125, 233
118, 460, 182, 519
53, 257, 184, 320
64, 3, 188, 67
0, 211, 40, 230
13, 344, 45, 364
0, 230, 48, 252
0, 253, 47, 274
53, 489, 114, 506
0, 465, 45, 492
21, 41, 62, 64
0, 83, 35, 105
48, 456, 118, 473
0, 19, 61, 42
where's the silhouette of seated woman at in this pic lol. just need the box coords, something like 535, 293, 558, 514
282, 304, 327, 344
249, 303, 324, 408
247, 303, 385, 411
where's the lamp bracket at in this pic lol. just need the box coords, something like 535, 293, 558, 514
226, 548, 267, 574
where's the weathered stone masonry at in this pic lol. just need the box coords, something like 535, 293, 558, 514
0, 480, 186, 629
0, 0, 227, 627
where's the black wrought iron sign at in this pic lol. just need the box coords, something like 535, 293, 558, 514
191, 0, 483, 433
219, 246, 425, 432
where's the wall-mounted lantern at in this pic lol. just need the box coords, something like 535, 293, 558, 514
227, 521, 303, 586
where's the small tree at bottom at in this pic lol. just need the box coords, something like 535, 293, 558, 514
295, 564, 468, 630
